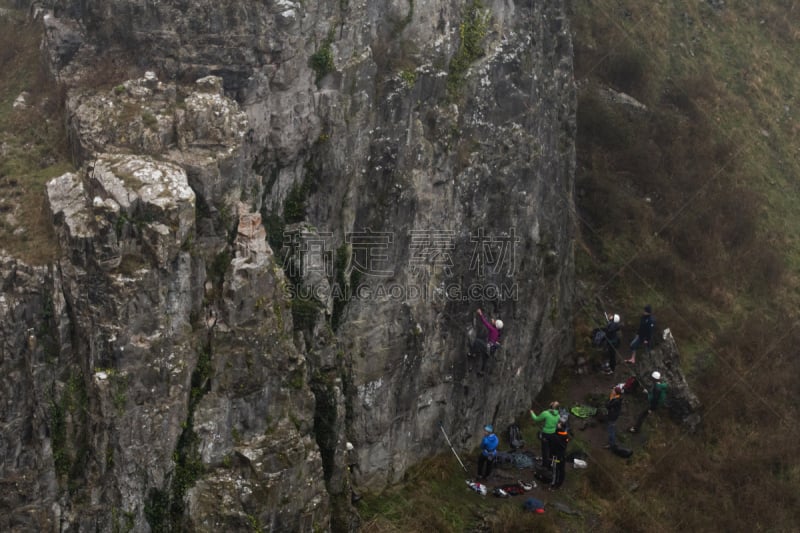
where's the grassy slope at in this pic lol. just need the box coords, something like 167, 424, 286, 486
568, 1, 800, 530
0, 7, 72, 264
361, 1, 800, 531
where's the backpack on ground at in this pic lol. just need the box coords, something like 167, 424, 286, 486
494, 451, 513, 464
508, 423, 525, 450
533, 464, 553, 484
498, 484, 526, 496
510, 452, 537, 469
612, 445, 633, 458
523, 497, 545, 513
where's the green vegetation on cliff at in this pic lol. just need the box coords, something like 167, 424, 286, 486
447, 0, 489, 100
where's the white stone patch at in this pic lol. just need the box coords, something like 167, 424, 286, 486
358, 378, 383, 408
46, 172, 93, 238
13, 92, 30, 109
416, 393, 433, 410
529, 220, 540, 244
275, 0, 299, 11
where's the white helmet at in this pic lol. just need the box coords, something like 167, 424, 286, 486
495, 319, 504, 330
345, 442, 354, 451
651, 371, 661, 380
613, 314, 620, 323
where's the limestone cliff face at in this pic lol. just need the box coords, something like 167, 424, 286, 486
2, 0, 576, 530
2, 74, 328, 532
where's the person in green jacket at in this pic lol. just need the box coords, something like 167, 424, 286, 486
530, 401, 561, 465
629, 371, 668, 433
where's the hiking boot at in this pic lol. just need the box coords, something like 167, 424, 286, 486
604, 369, 614, 375
628, 427, 637, 434
602, 444, 611, 449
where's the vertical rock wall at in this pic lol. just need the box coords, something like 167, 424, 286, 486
315, 0, 576, 487
0, 258, 59, 532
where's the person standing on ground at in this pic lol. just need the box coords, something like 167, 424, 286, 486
604, 313, 622, 374
476, 424, 499, 481
629, 371, 668, 433
626, 305, 655, 364
605, 385, 623, 449
475, 308, 503, 375
530, 401, 560, 465
549, 422, 570, 490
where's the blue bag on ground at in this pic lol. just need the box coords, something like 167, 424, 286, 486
524, 497, 545, 513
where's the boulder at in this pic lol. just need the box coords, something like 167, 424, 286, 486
633, 328, 703, 432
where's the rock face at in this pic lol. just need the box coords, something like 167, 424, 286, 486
0, 257, 59, 532
632, 328, 703, 432
2, 74, 328, 531
3, 0, 577, 530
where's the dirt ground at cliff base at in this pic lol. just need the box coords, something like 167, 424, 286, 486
358, 350, 676, 532
460, 350, 661, 520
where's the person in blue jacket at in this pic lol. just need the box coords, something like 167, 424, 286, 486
477, 424, 499, 481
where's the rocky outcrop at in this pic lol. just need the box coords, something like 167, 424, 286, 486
631, 328, 702, 432
4, 0, 578, 529
186, 207, 326, 532
64, 72, 255, 233
1, 72, 328, 531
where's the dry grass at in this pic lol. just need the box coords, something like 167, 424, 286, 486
570, 0, 800, 530
0, 7, 73, 264
359, 453, 571, 532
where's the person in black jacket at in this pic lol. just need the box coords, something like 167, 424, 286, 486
605, 385, 623, 449
603, 313, 622, 374
549, 422, 570, 490
626, 304, 655, 364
